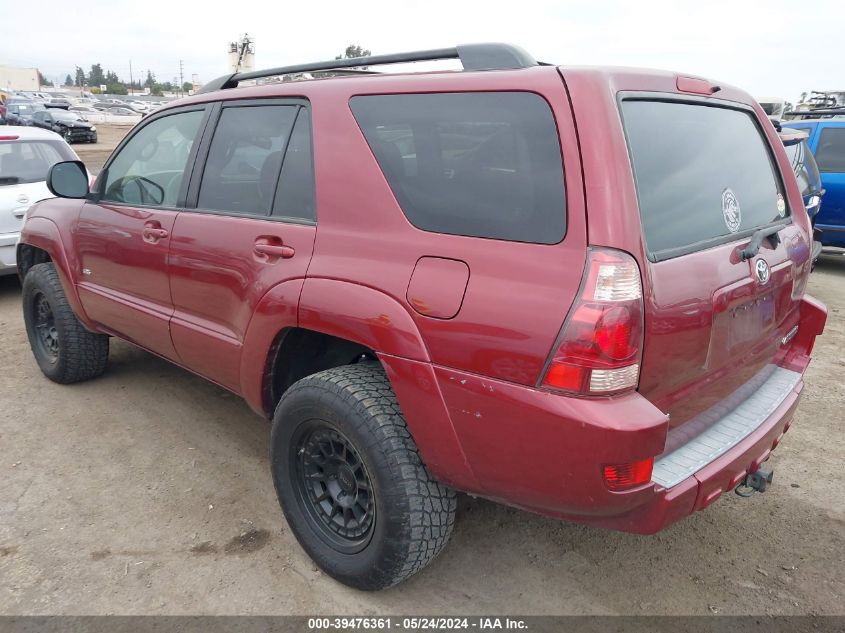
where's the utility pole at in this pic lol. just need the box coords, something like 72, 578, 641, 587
129, 60, 134, 95
179, 59, 184, 97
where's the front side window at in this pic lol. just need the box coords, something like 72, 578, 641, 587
101, 109, 204, 207
197, 105, 297, 215
350, 92, 566, 244
815, 128, 845, 173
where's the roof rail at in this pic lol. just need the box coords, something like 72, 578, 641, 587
785, 108, 845, 118
198, 43, 539, 94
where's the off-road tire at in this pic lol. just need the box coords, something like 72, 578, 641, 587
22, 262, 109, 383
271, 361, 457, 590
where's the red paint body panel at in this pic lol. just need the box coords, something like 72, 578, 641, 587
75, 202, 179, 359
19, 62, 828, 535
168, 212, 315, 392
406, 257, 469, 319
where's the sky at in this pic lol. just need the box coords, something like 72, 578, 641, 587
1, 0, 841, 103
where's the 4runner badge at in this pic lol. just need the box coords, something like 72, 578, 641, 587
755, 259, 770, 284
722, 188, 741, 233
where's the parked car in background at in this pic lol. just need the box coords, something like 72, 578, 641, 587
101, 106, 141, 117
784, 119, 845, 248
69, 105, 99, 117
0, 126, 81, 274
44, 98, 72, 110
778, 128, 824, 261
30, 109, 97, 143
4, 100, 47, 126
18, 43, 827, 590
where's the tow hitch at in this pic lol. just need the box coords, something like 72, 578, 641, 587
735, 467, 774, 497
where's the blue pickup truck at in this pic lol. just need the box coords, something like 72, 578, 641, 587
783, 119, 845, 247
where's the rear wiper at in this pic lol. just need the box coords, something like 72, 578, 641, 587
740, 223, 788, 260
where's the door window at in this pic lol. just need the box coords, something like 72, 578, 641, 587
815, 128, 845, 173
101, 109, 205, 207
197, 105, 298, 216
271, 109, 316, 222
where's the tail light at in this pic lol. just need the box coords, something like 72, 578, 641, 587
603, 458, 654, 491
541, 248, 644, 395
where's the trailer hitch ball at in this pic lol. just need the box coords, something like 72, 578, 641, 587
735, 467, 774, 497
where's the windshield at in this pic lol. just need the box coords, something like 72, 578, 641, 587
0, 140, 77, 185
9, 102, 45, 114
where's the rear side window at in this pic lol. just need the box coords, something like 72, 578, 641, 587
815, 128, 845, 173
198, 105, 297, 215
272, 109, 316, 222
350, 92, 566, 244
622, 100, 787, 260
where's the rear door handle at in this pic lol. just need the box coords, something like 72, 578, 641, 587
254, 243, 295, 259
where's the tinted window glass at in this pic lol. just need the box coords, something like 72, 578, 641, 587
0, 141, 75, 185
815, 128, 845, 172
272, 109, 316, 221
350, 92, 566, 244
198, 105, 297, 215
102, 110, 204, 207
622, 101, 786, 259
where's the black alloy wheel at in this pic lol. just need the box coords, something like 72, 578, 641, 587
292, 422, 376, 554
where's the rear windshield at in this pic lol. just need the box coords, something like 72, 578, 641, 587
621, 100, 787, 260
0, 140, 75, 186
350, 92, 566, 244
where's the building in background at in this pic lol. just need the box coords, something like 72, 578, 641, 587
0, 65, 40, 92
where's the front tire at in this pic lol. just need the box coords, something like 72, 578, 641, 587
22, 263, 109, 383
271, 362, 456, 590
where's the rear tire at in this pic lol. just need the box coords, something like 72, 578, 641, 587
22, 263, 109, 384
271, 361, 456, 590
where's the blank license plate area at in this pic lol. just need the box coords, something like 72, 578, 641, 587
729, 293, 775, 348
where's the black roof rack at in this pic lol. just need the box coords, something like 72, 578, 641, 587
199, 43, 539, 94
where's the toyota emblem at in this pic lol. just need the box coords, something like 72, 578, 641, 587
755, 259, 770, 284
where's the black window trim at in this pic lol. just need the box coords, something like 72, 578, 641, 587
617, 91, 794, 263
184, 96, 317, 226
90, 103, 213, 212
347, 89, 569, 245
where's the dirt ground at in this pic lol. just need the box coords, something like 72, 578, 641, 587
0, 125, 843, 615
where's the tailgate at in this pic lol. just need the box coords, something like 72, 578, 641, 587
621, 98, 812, 430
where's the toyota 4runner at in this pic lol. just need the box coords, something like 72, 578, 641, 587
17, 44, 827, 590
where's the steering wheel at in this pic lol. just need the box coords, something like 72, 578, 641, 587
105, 175, 166, 206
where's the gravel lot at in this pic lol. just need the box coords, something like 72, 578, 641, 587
0, 125, 842, 615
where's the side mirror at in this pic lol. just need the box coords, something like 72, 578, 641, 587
47, 161, 89, 199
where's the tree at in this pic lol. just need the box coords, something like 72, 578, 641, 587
336, 45, 371, 60
89, 64, 105, 87
37, 71, 53, 87
105, 70, 120, 85
74, 66, 86, 87
144, 69, 156, 89
64, 74, 73, 87
182, 81, 193, 93
107, 83, 128, 95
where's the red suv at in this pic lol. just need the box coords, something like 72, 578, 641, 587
17, 44, 827, 590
